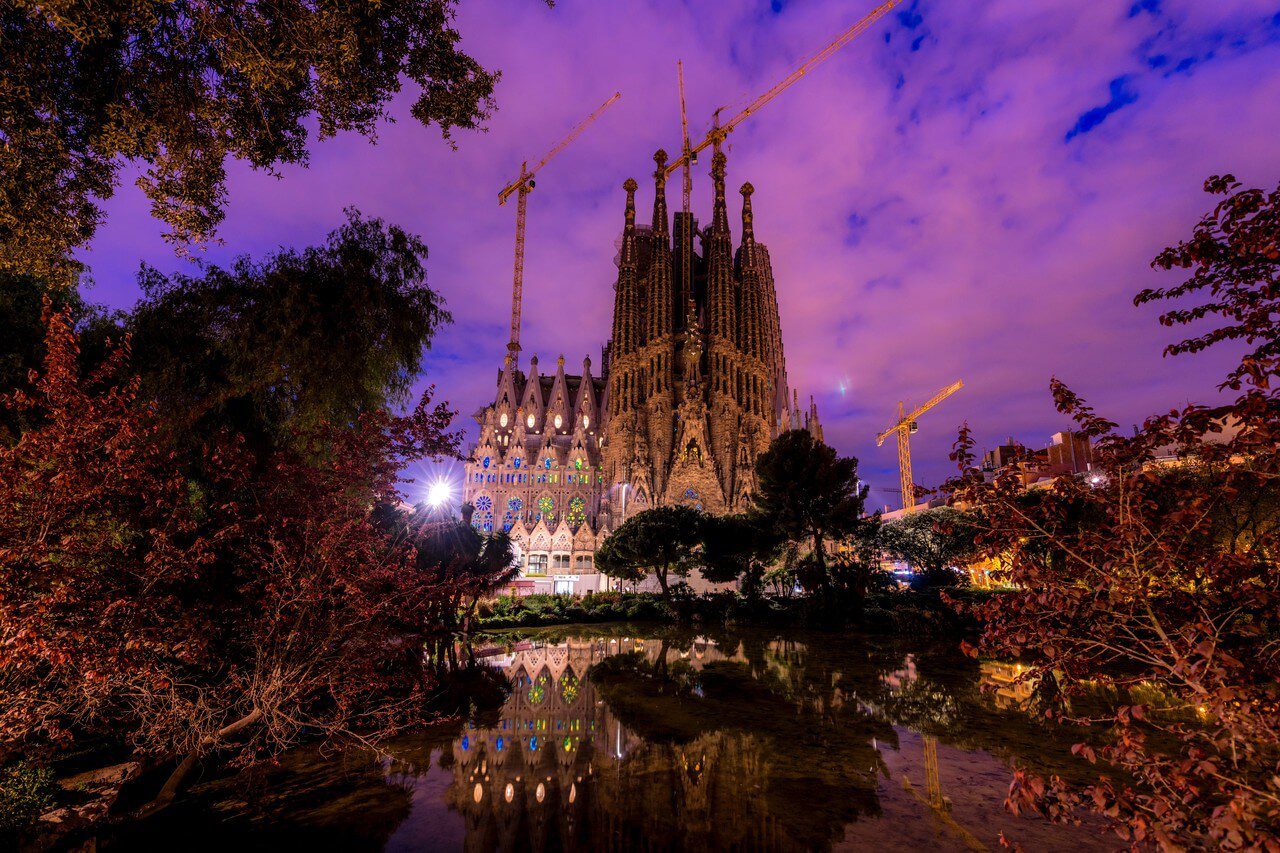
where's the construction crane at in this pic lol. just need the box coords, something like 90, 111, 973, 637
498, 91, 622, 364
876, 380, 963, 512
664, 0, 902, 180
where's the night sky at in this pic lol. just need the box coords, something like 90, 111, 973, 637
78, 0, 1280, 508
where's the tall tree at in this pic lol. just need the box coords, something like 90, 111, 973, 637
123, 209, 451, 454
2, 1, 501, 277
753, 430, 871, 595
595, 506, 705, 607
879, 506, 981, 588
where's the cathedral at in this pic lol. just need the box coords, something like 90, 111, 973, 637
463, 149, 822, 594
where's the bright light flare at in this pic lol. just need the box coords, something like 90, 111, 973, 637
425, 479, 452, 508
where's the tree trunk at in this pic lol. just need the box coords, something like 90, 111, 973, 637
139, 707, 263, 817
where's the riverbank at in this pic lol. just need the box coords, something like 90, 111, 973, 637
473, 587, 1009, 634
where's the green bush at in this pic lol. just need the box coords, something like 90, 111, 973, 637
0, 761, 56, 837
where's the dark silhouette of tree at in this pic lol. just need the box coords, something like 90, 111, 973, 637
699, 512, 783, 599
2, 1, 503, 277
879, 507, 981, 588
120, 210, 452, 456
946, 174, 1280, 848
595, 506, 704, 607
753, 429, 873, 597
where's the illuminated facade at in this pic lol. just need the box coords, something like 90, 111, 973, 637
464, 149, 822, 594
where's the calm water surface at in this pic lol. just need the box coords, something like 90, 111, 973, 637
106, 625, 1114, 851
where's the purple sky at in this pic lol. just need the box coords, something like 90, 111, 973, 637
79, 0, 1280, 507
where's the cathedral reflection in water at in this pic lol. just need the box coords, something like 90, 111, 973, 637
445, 637, 792, 851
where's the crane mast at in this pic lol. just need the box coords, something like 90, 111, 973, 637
876, 379, 964, 512
499, 91, 622, 364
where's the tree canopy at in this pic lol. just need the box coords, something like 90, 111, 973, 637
121, 209, 451, 454
753, 429, 872, 595
879, 506, 981, 587
596, 506, 705, 605
2, 0, 501, 277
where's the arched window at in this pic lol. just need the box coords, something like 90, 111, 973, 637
482, 456, 490, 469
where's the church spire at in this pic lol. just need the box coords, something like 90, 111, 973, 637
648, 150, 675, 354
652, 150, 669, 235
739, 181, 757, 267
706, 150, 736, 344
620, 177, 638, 270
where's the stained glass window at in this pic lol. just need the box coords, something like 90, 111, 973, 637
538, 495, 556, 525
545, 458, 552, 469
508, 497, 522, 513
513, 457, 521, 468
482, 456, 490, 469
568, 496, 585, 529
475, 495, 493, 512
575, 458, 583, 470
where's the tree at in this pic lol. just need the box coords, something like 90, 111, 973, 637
396, 507, 519, 637
2, 1, 502, 277
879, 507, 981, 588
700, 513, 783, 599
753, 429, 873, 596
596, 506, 705, 607
122, 209, 451, 455
945, 174, 1280, 848
0, 309, 463, 808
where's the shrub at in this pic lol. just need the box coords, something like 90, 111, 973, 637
0, 762, 56, 837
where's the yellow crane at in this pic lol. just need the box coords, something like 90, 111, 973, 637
664, 0, 902, 181
498, 91, 622, 364
877, 379, 964, 512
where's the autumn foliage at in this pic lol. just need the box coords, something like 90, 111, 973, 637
946, 175, 1280, 848
0, 308, 462, 787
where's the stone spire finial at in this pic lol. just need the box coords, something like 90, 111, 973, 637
739, 181, 757, 265
652, 150, 669, 235
710, 151, 729, 233
620, 177, 638, 270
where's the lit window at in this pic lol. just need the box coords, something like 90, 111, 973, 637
583, 415, 590, 428
482, 456, 491, 469
575, 458, 583, 470
554, 414, 563, 429
527, 413, 535, 428
499, 412, 508, 427
545, 458, 552, 469
513, 457, 521, 468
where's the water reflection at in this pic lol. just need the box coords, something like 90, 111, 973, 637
106, 628, 1110, 852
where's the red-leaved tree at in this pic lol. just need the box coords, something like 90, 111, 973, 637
945, 175, 1280, 848
0, 307, 462, 806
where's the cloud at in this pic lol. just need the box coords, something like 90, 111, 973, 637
77, 0, 1280, 501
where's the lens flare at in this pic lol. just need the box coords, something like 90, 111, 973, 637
426, 479, 452, 508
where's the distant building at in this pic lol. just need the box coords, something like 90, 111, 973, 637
981, 430, 1094, 487
463, 149, 819, 595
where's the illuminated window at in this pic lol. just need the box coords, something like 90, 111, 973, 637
583, 414, 590, 428
575, 458, 583, 470
538, 496, 556, 525
527, 413, 535, 428
499, 412, 508, 427
554, 414, 563, 429
508, 497, 523, 513
513, 457, 521, 468
475, 496, 493, 512
545, 458, 552, 469
482, 456, 491, 469
568, 496, 585, 529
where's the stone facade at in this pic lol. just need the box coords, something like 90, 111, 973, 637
464, 149, 822, 594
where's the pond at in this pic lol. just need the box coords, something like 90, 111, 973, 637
104, 625, 1114, 851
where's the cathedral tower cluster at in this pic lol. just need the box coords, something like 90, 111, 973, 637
463, 151, 821, 594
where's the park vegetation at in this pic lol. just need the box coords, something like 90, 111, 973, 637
944, 174, 1280, 848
